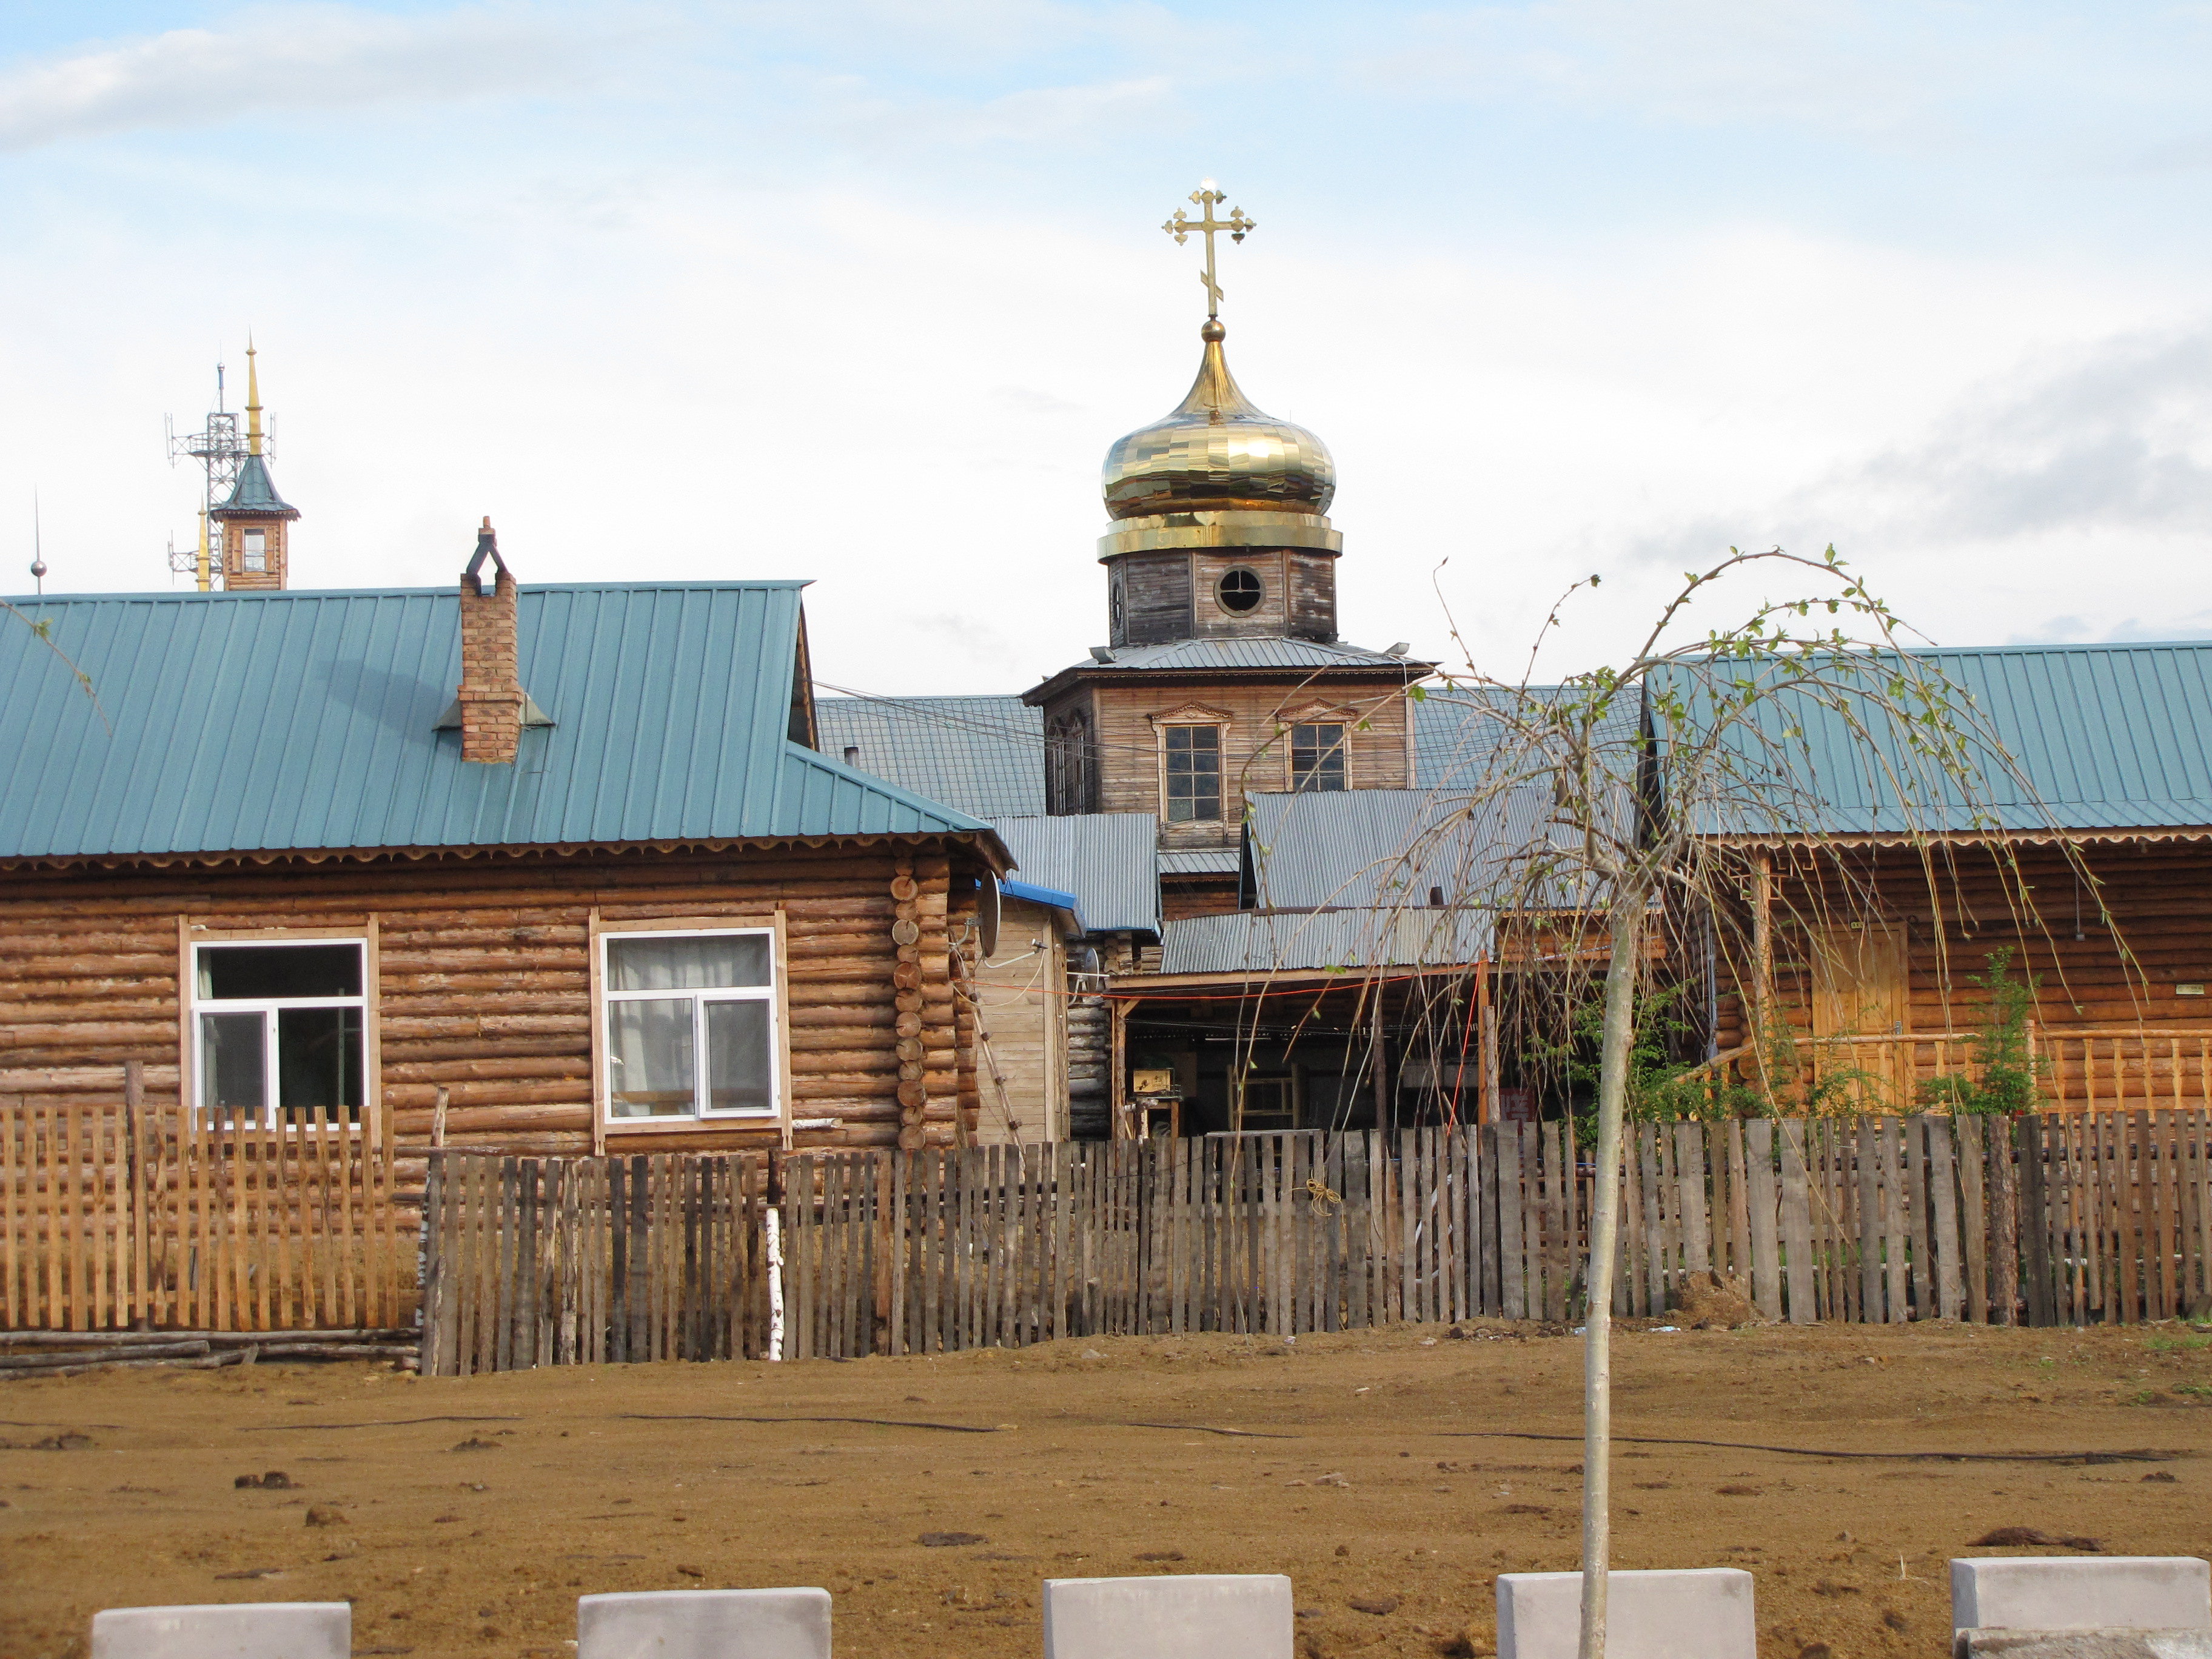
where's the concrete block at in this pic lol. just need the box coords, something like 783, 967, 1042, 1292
577, 1589, 831, 1659
1952, 1559, 2212, 1633
1495, 1568, 1757, 1659
1956, 1631, 2212, 1659
1042, 1573, 1293, 1659
90, 1602, 350, 1659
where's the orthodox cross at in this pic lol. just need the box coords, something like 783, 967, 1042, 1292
1161, 183, 1255, 319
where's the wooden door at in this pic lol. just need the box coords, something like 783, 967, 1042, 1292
1811, 924, 1909, 1108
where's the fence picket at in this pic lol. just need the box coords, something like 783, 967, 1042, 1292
1903, 1118, 1930, 1321
1744, 1121, 1780, 1321
1928, 1117, 1963, 1321
1778, 1120, 1811, 1324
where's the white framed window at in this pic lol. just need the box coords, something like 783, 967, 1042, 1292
599, 927, 781, 1121
1161, 723, 1224, 823
1290, 722, 1348, 791
191, 938, 366, 1127
241, 527, 267, 572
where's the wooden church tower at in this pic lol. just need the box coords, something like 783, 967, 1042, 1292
206, 344, 300, 591
1024, 187, 1430, 919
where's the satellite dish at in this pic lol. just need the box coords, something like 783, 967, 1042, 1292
976, 874, 1001, 959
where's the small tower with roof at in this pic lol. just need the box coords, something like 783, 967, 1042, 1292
1022, 186, 1430, 915
206, 343, 300, 591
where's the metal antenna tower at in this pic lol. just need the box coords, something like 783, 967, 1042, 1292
166, 358, 267, 588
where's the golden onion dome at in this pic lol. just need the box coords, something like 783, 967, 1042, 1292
1102, 320, 1335, 521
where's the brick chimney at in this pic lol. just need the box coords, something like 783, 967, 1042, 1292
457, 517, 523, 765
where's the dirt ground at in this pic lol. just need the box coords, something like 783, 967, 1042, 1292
2, 1321, 2208, 1659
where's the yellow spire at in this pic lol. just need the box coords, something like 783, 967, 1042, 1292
245, 337, 263, 457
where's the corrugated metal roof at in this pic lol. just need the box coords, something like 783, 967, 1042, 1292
816, 694, 1043, 818
1413, 686, 1643, 790
1244, 786, 1624, 911
1090, 637, 1415, 672
0, 585, 987, 861
1159, 848, 1239, 875
1158, 908, 1491, 976
1657, 642, 2212, 838
987, 813, 1161, 936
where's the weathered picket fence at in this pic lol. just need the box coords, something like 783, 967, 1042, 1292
1, 1073, 414, 1332
417, 1110, 2212, 1374
417, 1151, 767, 1375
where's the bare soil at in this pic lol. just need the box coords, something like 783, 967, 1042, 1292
3, 1322, 2208, 1659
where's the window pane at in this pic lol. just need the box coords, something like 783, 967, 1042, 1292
1164, 726, 1222, 823
199, 943, 362, 1001
1292, 723, 1347, 792
200, 1011, 266, 1121
607, 996, 696, 1117
608, 934, 771, 991
705, 1000, 774, 1114
277, 1006, 363, 1121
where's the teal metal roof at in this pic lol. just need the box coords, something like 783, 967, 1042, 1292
210, 454, 297, 518
1657, 642, 2212, 839
0, 584, 988, 862
815, 694, 1043, 817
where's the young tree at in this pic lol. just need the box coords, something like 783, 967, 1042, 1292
1379, 547, 2060, 1658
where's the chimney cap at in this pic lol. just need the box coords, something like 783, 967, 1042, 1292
464, 517, 509, 584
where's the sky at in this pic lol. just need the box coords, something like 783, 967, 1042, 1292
8, 2, 2212, 695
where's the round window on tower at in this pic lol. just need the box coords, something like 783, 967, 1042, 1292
1110, 579, 1126, 637
1217, 568, 1263, 614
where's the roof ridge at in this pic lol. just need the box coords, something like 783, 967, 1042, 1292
2, 580, 817, 605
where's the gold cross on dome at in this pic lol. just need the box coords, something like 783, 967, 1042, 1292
1162, 182, 1255, 319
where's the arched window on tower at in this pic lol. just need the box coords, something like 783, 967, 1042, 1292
1048, 712, 1096, 814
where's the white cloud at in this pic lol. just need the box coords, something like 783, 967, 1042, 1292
1587, 318, 2212, 662
0, 3, 605, 152
1357, 0, 2096, 144
822, 73, 1173, 152
1785, 326, 2212, 544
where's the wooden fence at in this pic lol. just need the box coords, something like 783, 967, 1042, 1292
1, 1067, 413, 1332
417, 1110, 2212, 1374
418, 1153, 768, 1376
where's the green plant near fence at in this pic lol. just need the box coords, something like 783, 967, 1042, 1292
1917, 948, 2041, 1114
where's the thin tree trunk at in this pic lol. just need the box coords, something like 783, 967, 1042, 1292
1580, 888, 1646, 1659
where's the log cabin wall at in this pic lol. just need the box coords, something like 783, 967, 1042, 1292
1708, 839, 2212, 1050
0, 839, 984, 1199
